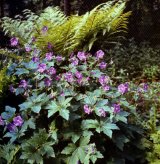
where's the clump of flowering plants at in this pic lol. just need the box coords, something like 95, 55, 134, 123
0, 43, 142, 163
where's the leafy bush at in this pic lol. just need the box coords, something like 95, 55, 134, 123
0, 43, 145, 163
105, 39, 160, 82
127, 82, 160, 164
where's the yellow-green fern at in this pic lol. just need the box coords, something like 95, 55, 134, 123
1, 1, 131, 55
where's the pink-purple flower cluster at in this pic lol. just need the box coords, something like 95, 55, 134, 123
9, 84, 15, 93
77, 52, 86, 61
25, 44, 32, 52
70, 56, 79, 66
56, 55, 63, 62
10, 37, 19, 46
32, 56, 39, 63
113, 104, 121, 114
99, 75, 109, 86
38, 63, 47, 73
45, 52, 53, 61
64, 72, 74, 83
42, 26, 48, 33
96, 50, 104, 60
48, 67, 56, 75
44, 78, 52, 87
118, 83, 129, 94
4, 115, 24, 132
19, 80, 28, 89
99, 75, 110, 91
99, 62, 107, 69
84, 105, 92, 114
98, 108, 106, 117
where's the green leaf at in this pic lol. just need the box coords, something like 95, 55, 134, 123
19, 102, 32, 111
102, 123, 119, 138
49, 121, 57, 140
113, 134, 129, 150
78, 147, 86, 163
115, 111, 129, 124
82, 119, 99, 130
62, 97, 72, 107
61, 144, 76, 155
80, 136, 90, 147
20, 129, 55, 164
68, 149, 79, 164
59, 109, 69, 120
21, 118, 36, 131
71, 133, 81, 143
14, 68, 29, 76
43, 145, 55, 158
1, 106, 16, 120
45, 101, 59, 117
96, 99, 108, 107
84, 95, 97, 106
31, 105, 41, 113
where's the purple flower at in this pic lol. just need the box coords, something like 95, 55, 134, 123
77, 78, 83, 85
143, 83, 148, 91
118, 83, 129, 94
103, 85, 110, 91
7, 123, 16, 132
113, 104, 120, 114
10, 37, 18, 46
47, 42, 52, 49
0, 116, 4, 126
55, 75, 61, 81
98, 108, 106, 117
33, 49, 40, 55
64, 72, 74, 83
84, 105, 92, 114
25, 44, 32, 52
13, 116, 23, 127
32, 56, 39, 63
60, 92, 65, 97
91, 144, 96, 154
56, 55, 63, 62
70, 57, 79, 66
19, 80, 28, 89
77, 52, 86, 61
48, 67, 56, 75
9, 84, 15, 93
137, 87, 143, 93
38, 63, 47, 73
99, 75, 109, 86
96, 50, 104, 59
99, 62, 107, 69
45, 52, 53, 61
42, 26, 48, 33
31, 37, 36, 42
44, 78, 52, 87
75, 71, 83, 79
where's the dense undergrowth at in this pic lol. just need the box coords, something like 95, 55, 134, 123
0, 1, 160, 164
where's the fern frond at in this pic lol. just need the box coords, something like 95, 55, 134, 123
1, 1, 131, 55
34, 1, 131, 54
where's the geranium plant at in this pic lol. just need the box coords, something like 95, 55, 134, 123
0, 36, 144, 163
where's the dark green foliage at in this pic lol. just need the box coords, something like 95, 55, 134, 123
105, 39, 160, 82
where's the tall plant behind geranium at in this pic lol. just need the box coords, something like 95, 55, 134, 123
1, 0, 131, 55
